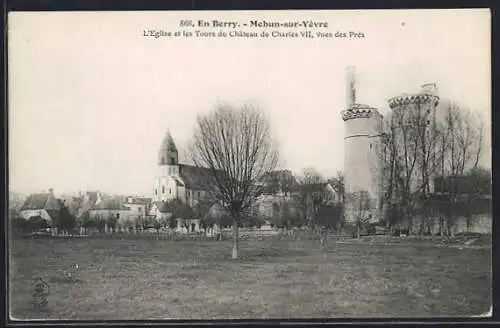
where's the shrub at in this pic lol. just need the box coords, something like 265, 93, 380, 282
11, 217, 27, 232
25, 216, 50, 232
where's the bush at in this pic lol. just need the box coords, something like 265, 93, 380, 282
316, 204, 343, 230
53, 204, 77, 234
217, 214, 233, 229
153, 220, 161, 231
168, 216, 178, 229
25, 216, 50, 232
11, 217, 27, 232
241, 215, 265, 228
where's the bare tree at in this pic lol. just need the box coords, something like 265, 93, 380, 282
263, 169, 297, 197
328, 171, 345, 230
189, 102, 279, 259
377, 115, 401, 233
436, 102, 486, 235
294, 167, 328, 229
382, 98, 445, 235
381, 98, 486, 236
294, 168, 342, 251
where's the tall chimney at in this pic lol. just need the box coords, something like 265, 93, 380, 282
346, 66, 357, 107
421, 83, 438, 97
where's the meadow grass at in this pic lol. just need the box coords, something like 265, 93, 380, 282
9, 236, 491, 320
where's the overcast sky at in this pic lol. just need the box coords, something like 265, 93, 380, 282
9, 9, 491, 196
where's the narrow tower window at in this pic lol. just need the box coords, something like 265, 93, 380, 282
162, 186, 165, 194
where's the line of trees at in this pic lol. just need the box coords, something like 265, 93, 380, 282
378, 99, 489, 235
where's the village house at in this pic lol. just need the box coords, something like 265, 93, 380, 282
87, 193, 133, 232
123, 196, 152, 223
19, 188, 60, 224
249, 170, 298, 220
19, 188, 62, 234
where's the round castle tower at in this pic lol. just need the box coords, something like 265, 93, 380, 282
388, 83, 440, 194
341, 67, 384, 224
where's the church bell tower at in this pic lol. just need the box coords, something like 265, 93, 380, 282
153, 131, 179, 202
158, 130, 179, 175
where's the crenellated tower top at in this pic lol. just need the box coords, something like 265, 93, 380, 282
388, 83, 440, 109
341, 104, 379, 121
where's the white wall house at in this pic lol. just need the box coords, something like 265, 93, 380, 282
19, 188, 61, 226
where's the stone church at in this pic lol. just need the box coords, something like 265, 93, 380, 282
148, 131, 222, 232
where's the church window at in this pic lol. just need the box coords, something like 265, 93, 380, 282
169, 188, 172, 194
162, 186, 165, 193
197, 191, 201, 197
155, 189, 157, 195
370, 143, 372, 149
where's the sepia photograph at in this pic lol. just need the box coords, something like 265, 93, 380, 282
7, 9, 492, 320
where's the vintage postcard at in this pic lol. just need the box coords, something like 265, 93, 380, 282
8, 9, 492, 320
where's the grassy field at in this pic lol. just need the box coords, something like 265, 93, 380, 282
9, 236, 491, 320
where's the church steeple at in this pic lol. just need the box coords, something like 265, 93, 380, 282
158, 130, 178, 166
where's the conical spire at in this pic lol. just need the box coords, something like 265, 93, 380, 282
160, 130, 178, 152
158, 130, 178, 165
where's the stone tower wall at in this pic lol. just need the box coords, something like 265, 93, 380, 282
342, 106, 384, 224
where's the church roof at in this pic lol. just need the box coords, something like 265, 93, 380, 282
172, 177, 184, 187
179, 164, 216, 191
176, 166, 295, 193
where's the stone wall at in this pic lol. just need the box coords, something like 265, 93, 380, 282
408, 213, 492, 235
